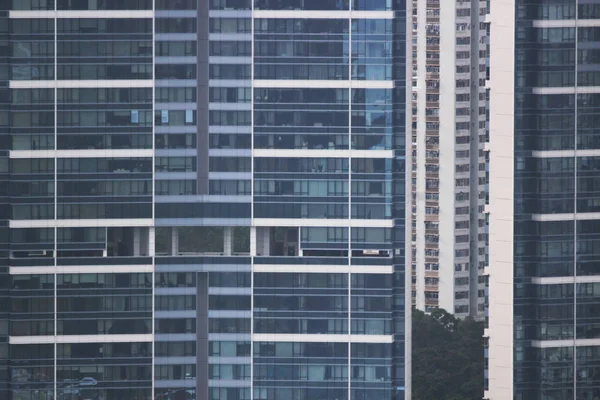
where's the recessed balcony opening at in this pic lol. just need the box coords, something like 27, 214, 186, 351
255, 227, 392, 259
256, 227, 349, 258
155, 226, 250, 256
351, 249, 391, 258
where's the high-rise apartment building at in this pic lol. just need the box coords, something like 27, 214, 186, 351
410, 0, 487, 317
0, 0, 410, 399
486, 0, 600, 398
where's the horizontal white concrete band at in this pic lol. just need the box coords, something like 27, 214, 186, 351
10, 80, 153, 89
156, 34, 196, 42
252, 10, 395, 19
10, 10, 153, 18
10, 149, 153, 159
156, 126, 196, 134
209, 172, 252, 180
155, 380, 196, 388
209, 79, 251, 87
210, 9, 251, 17
10, 334, 153, 345
155, 333, 196, 342
208, 333, 252, 341
252, 334, 393, 343
155, 194, 251, 203
155, 172, 196, 180
209, 148, 252, 157
531, 338, 600, 348
209, 103, 251, 111
532, 86, 600, 95
156, 102, 198, 111
253, 79, 394, 89
209, 33, 251, 41
209, 287, 252, 295
208, 356, 251, 364
156, 10, 196, 18
209, 310, 252, 318
532, 275, 600, 285
10, 265, 153, 275
156, 311, 195, 319
532, 149, 600, 158
208, 380, 250, 388
253, 149, 393, 159
155, 56, 197, 65
253, 264, 393, 274
532, 19, 600, 28
155, 80, 196, 89
209, 56, 252, 64
156, 287, 196, 295
531, 213, 600, 222
9, 218, 154, 229
154, 356, 196, 365
155, 218, 251, 227
209, 125, 252, 134
253, 218, 394, 228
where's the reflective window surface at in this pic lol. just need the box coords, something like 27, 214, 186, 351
513, 1, 600, 399
3, 0, 407, 399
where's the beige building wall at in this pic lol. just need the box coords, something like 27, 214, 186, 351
485, 0, 515, 398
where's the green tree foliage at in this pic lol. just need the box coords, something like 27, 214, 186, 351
412, 308, 484, 400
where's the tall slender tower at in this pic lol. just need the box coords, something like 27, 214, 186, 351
486, 0, 600, 398
2, 0, 411, 399
0, 2, 9, 397
411, 0, 487, 318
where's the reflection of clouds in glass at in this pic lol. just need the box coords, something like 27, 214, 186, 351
12, 66, 39, 80
16, 43, 31, 57
13, 43, 32, 58
11, 40, 40, 81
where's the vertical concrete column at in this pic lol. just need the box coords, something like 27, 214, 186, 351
147, 227, 155, 257
133, 227, 141, 256
224, 227, 233, 255
171, 228, 179, 256
261, 228, 271, 256
250, 226, 257, 256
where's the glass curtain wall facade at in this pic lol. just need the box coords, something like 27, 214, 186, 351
0, 1, 9, 399
2, 0, 410, 400
486, 0, 600, 399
